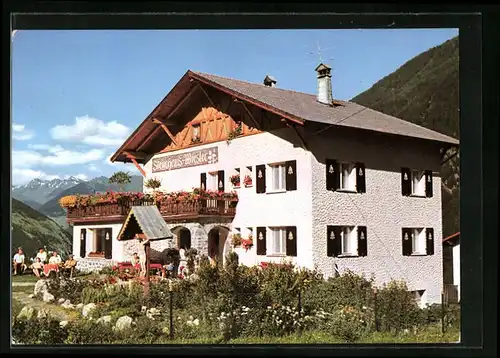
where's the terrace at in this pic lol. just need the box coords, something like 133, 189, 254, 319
59, 189, 238, 224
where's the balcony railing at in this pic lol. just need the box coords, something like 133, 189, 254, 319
65, 197, 237, 223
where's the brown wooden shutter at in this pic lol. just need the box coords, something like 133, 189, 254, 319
217, 170, 225, 192
200, 173, 207, 190
285, 160, 297, 191
426, 228, 435, 255
355, 162, 366, 193
256, 227, 267, 255
104, 228, 113, 259
402, 228, 412, 256
285, 226, 297, 256
256, 165, 266, 194
401, 168, 412, 196
326, 159, 339, 191
80, 229, 86, 258
425, 170, 433, 198
327, 226, 341, 257
357, 226, 367, 256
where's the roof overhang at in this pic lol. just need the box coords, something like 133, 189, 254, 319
110, 70, 306, 164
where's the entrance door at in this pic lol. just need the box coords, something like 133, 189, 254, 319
208, 229, 220, 263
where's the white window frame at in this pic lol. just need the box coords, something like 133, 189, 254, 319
411, 170, 425, 196
339, 162, 356, 191
268, 227, 287, 256
339, 226, 357, 256
268, 163, 286, 192
207, 172, 218, 191
411, 228, 426, 255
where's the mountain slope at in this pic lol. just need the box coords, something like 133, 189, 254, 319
12, 177, 85, 206
352, 36, 459, 237
11, 198, 72, 258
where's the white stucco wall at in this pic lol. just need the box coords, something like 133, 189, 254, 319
142, 128, 314, 268
72, 223, 125, 261
309, 133, 444, 304
453, 243, 460, 300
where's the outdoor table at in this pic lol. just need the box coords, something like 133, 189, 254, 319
43, 263, 60, 276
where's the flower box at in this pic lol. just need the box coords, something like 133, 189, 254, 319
243, 175, 253, 187
230, 174, 240, 187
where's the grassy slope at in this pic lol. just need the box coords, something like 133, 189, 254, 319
11, 198, 72, 258
352, 36, 460, 237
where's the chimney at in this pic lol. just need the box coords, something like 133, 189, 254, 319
263, 75, 277, 87
315, 63, 333, 105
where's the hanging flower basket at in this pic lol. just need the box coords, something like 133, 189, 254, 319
242, 236, 253, 251
243, 175, 253, 187
230, 174, 240, 187
231, 233, 243, 247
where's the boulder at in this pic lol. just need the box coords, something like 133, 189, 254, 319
17, 306, 35, 320
59, 321, 68, 328
37, 309, 48, 319
82, 303, 97, 318
28, 294, 35, 299
76, 303, 84, 310
61, 302, 75, 310
96, 315, 112, 325
58, 298, 65, 304
42, 291, 55, 303
33, 279, 50, 298
114, 316, 133, 331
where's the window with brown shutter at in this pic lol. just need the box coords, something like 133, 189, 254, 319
200, 173, 207, 190
256, 165, 266, 193
401, 168, 412, 196
426, 228, 435, 255
402, 228, 413, 256
285, 160, 297, 191
355, 163, 366, 193
357, 226, 367, 256
326, 159, 339, 191
217, 170, 225, 192
256, 227, 267, 255
285, 226, 297, 256
80, 229, 86, 258
425, 171, 433, 198
327, 226, 342, 257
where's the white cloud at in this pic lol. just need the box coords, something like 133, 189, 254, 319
12, 122, 34, 141
28, 144, 51, 151
12, 169, 59, 185
88, 164, 99, 172
12, 147, 105, 168
63, 174, 88, 181
50, 115, 131, 147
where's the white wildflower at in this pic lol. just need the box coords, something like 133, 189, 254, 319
189, 315, 194, 320
186, 320, 193, 326
267, 306, 271, 310
193, 318, 199, 326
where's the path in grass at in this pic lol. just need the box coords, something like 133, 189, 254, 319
12, 282, 79, 322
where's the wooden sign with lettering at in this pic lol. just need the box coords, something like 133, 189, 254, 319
152, 147, 219, 173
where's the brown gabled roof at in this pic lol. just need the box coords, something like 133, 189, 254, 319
117, 206, 174, 242
111, 69, 459, 163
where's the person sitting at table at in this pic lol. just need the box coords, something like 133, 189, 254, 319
31, 257, 44, 278
12, 248, 26, 275
36, 248, 48, 264
49, 251, 62, 264
61, 254, 77, 276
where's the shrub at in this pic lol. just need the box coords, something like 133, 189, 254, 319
375, 280, 422, 334
12, 316, 68, 345
330, 306, 373, 342
81, 286, 108, 304
64, 319, 116, 344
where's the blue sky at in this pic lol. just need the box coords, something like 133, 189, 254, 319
11, 28, 458, 185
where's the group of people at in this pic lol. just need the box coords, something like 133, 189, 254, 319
12, 247, 77, 278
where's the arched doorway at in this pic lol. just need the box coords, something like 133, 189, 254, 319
207, 226, 230, 265
178, 228, 191, 250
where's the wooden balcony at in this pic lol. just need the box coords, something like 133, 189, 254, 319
66, 198, 237, 224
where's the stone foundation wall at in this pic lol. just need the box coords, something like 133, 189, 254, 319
76, 258, 117, 273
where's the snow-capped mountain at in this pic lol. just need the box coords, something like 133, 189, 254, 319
12, 176, 86, 205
